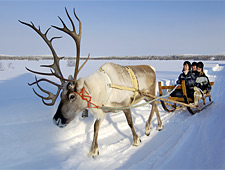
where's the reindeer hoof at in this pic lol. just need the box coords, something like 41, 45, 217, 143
145, 126, 152, 136
132, 137, 141, 146
91, 152, 99, 159
157, 124, 164, 131
89, 148, 99, 157
145, 132, 150, 136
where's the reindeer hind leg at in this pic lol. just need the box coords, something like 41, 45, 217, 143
123, 109, 141, 146
154, 102, 164, 131
145, 101, 155, 136
145, 101, 163, 136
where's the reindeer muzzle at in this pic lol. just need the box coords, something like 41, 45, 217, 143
53, 117, 68, 128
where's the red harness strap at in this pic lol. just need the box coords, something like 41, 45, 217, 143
74, 87, 99, 109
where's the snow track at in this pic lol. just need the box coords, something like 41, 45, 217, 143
0, 60, 225, 169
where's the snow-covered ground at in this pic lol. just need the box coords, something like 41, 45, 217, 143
0, 59, 225, 169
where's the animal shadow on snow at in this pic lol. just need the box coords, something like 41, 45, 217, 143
104, 105, 152, 145
105, 112, 132, 143
0, 73, 61, 114
0, 73, 39, 104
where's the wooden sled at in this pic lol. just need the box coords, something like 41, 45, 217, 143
158, 80, 214, 115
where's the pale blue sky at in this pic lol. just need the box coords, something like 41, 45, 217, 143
0, 1, 225, 57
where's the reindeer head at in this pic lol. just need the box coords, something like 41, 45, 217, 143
19, 8, 89, 128
53, 78, 89, 128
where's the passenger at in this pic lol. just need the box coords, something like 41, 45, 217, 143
194, 62, 211, 105
171, 61, 196, 99
191, 62, 198, 76
195, 62, 211, 92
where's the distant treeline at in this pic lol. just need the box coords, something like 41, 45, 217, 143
1, 55, 225, 60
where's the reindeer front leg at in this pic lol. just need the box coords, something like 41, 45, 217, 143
89, 119, 101, 156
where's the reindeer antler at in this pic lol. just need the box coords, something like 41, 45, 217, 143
18, 20, 66, 105
19, 8, 89, 106
52, 7, 82, 84
30, 76, 62, 106
18, 21, 64, 80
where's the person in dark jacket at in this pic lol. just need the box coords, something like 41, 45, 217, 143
171, 61, 196, 99
191, 62, 198, 76
193, 62, 211, 105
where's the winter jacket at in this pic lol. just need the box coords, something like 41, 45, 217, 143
192, 70, 198, 77
173, 71, 196, 99
176, 71, 196, 89
195, 72, 211, 93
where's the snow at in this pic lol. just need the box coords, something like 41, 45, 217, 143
0, 59, 225, 169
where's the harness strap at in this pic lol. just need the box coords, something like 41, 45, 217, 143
74, 87, 99, 109
99, 65, 139, 106
109, 84, 137, 92
125, 66, 139, 91
109, 66, 139, 106
125, 66, 139, 105
98, 68, 113, 106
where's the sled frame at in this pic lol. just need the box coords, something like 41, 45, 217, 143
158, 80, 214, 114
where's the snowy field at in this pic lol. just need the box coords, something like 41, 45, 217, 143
0, 59, 225, 169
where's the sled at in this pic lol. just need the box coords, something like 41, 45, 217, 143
158, 80, 214, 114
99, 80, 214, 114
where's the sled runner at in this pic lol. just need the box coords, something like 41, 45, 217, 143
158, 80, 214, 114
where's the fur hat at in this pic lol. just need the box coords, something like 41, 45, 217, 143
197, 62, 204, 70
192, 62, 197, 67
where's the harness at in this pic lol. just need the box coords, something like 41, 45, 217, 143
107, 66, 139, 105
75, 66, 140, 109
74, 86, 99, 109
74, 65, 180, 111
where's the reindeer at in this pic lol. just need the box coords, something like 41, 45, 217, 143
19, 8, 163, 157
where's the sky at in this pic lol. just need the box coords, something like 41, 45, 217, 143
0, 0, 225, 57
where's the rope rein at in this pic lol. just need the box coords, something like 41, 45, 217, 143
74, 84, 179, 111
99, 84, 179, 111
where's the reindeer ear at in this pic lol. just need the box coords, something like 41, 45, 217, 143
76, 78, 85, 92
68, 75, 73, 80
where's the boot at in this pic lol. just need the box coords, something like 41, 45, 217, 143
194, 87, 202, 106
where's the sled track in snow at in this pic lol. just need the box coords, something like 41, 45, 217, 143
0, 61, 225, 169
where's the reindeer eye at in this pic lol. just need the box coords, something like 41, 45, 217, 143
69, 93, 76, 101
